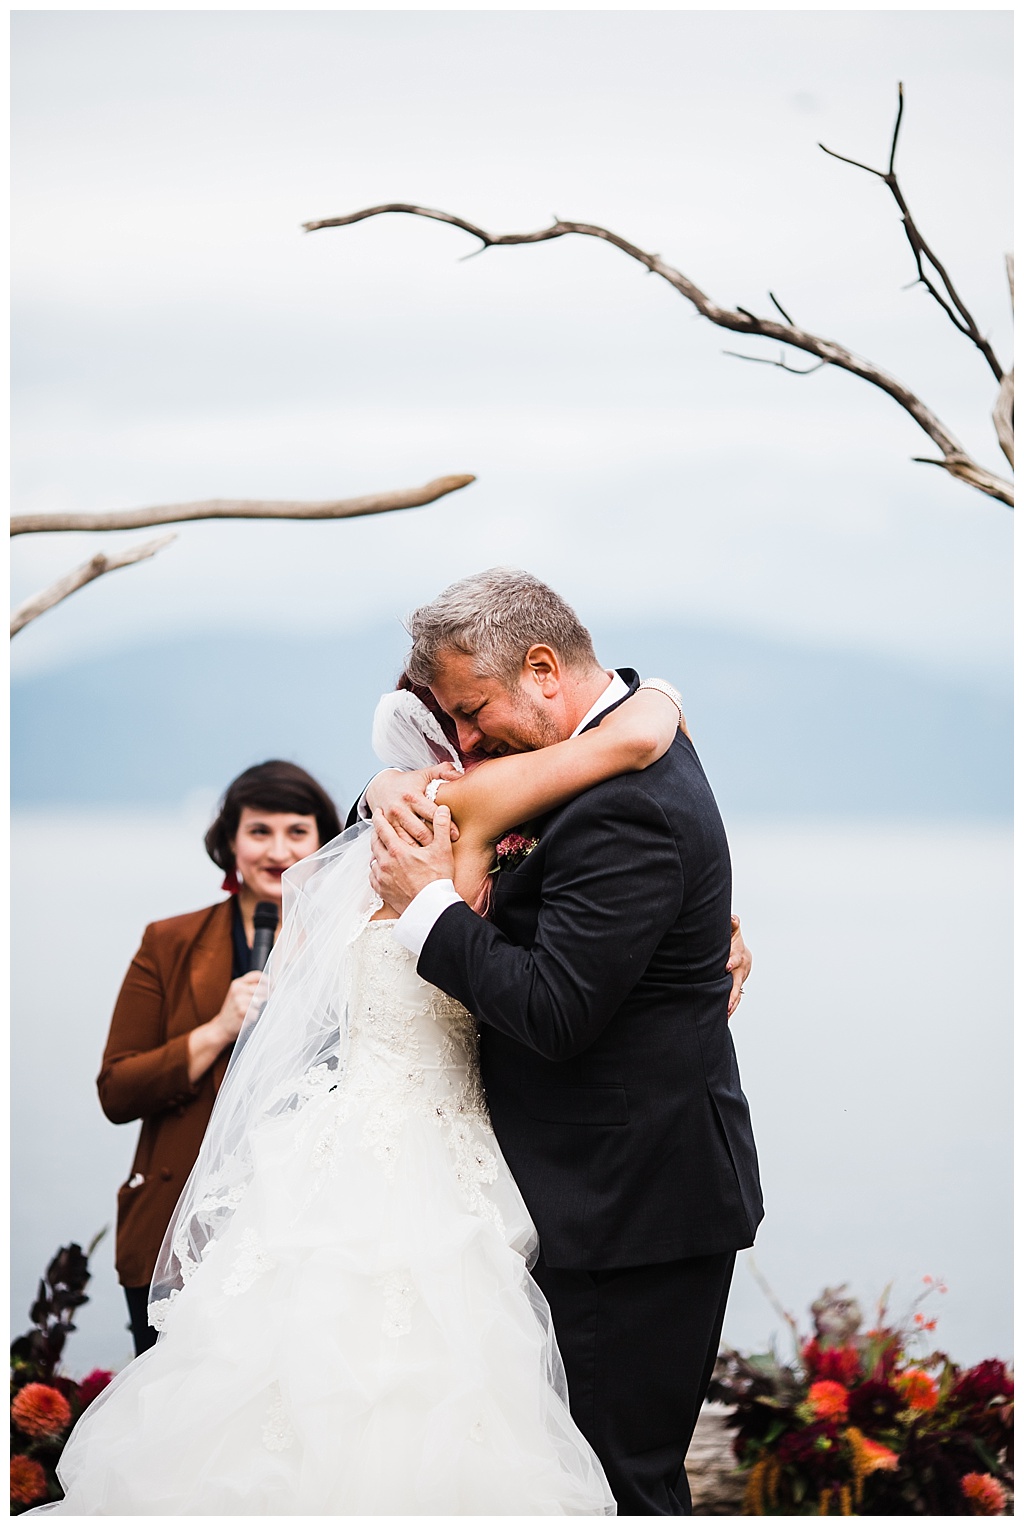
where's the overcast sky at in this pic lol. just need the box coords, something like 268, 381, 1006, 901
12, 9, 1013, 680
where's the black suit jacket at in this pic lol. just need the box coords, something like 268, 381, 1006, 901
417, 670, 763, 1270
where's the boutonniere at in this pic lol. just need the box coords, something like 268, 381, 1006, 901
494, 831, 539, 873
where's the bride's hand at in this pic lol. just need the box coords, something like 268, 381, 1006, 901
365, 763, 462, 845
370, 804, 456, 914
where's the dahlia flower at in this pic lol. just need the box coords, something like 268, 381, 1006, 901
807, 1379, 850, 1422
10, 1455, 48, 1506
11, 1382, 72, 1438
898, 1368, 939, 1410
961, 1471, 1008, 1515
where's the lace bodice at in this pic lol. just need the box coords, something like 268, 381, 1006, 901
315, 920, 500, 1216
346, 918, 480, 1073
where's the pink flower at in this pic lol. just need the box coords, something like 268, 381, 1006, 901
495, 832, 539, 871
961, 1472, 1008, 1515
77, 1369, 114, 1408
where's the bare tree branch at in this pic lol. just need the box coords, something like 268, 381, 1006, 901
820, 83, 1004, 384
305, 205, 1012, 507
723, 350, 827, 376
11, 534, 176, 637
992, 258, 1014, 467
993, 371, 1014, 469
11, 474, 475, 537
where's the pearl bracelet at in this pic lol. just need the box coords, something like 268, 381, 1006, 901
637, 677, 684, 722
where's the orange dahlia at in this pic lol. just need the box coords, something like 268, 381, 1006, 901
807, 1379, 850, 1421
898, 1368, 939, 1411
11, 1382, 73, 1438
961, 1473, 1008, 1515
10, 1455, 48, 1506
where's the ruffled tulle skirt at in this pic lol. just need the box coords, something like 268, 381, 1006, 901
36, 1073, 615, 1515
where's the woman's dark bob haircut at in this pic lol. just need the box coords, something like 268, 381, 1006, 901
204, 760, 342, 872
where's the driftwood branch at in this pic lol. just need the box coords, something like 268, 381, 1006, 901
820, 83, 1004, 384
993, 257, 1014, 467
305, 204, 1011, 508
11, 534, 176, 637
10, 474, 475, 536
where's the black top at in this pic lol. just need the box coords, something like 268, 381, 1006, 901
418, 669, 763, 1271
230, 897, 251, 980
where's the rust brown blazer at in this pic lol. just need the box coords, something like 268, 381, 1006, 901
97, 899, 235, 1289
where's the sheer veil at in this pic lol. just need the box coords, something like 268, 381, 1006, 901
148, 689, 463, 1327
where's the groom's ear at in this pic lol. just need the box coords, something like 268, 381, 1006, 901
523, 644, 561, 697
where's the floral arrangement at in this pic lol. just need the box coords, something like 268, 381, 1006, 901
494, 831, 539, 873
708, 1279, 1013, 1516
10, 1238, 114, 1512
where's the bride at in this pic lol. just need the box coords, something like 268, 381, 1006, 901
35, 679, 685, 1516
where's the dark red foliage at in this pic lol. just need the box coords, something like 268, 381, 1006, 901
953, 1359, 1014, 1408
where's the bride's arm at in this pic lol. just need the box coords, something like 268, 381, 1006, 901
435, 685, 684, 847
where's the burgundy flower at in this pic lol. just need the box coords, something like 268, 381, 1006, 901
777, 1421, 840, 1470
847, 1378, 902, 1431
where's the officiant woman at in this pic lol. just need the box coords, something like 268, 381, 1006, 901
97, 760, 342, 1356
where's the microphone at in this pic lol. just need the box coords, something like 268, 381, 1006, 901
249, 901, 279, 973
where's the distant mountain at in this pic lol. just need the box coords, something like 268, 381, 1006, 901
10, 623, 1011, 819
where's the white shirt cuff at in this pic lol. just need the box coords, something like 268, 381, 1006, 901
393, 879, 464, 956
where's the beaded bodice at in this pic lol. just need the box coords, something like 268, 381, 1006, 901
329, 920, 497, 1203
346, 918, 480, 1073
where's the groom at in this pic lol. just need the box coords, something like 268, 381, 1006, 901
364, 568, 763, 1515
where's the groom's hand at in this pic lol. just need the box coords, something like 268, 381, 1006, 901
726, 914, 751, 1018
370, 805, 456, 915
365, 765, 461, 845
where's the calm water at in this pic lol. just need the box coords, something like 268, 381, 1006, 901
11, 809, 1012, 1376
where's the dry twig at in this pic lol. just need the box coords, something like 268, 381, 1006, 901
992, 256, 1014, 468
11, 534, 176, 637
11, 474, 475, 536
820, 84, 1004, 384
305, 93, 1012, 507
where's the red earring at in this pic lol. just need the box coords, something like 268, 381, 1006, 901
221, 869, 240, 894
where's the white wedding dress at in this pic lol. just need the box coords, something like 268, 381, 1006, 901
37, 912, 615, 1515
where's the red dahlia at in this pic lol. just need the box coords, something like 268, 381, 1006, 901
10, 1455, 48, 1506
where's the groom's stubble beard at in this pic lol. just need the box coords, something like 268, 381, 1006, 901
493, 679, 569, 753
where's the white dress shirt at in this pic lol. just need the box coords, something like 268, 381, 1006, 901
393, 671, 629, 956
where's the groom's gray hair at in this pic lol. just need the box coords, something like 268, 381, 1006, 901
404, 568, 599, 688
